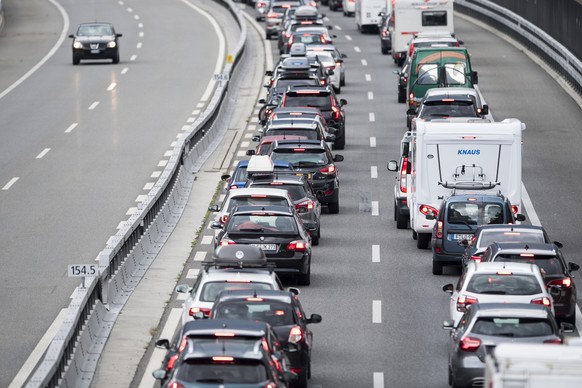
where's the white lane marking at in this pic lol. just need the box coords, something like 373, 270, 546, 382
181, 0, 225, 102
370, 137, 376, 148
187, 117, 196, 123
177, 293, 188, 301
186, 269, 200, 279
354, 46, 361, 52
196, 102, 205, 108
127, 7, 133, 12
139, 31, 144, 38
116, 221, 127, 230
121, 67, 129, 74
372, 300, 382, 323
369, 112, 375, 122
135, 194, 147, 203
192, 109, 201, 115
170, 141, 177, 147
118, 1, 124, 6
201, 236, 213, 245
107, 83, 116, 91
232, 160, 239, 167
218, 194, 225, 202
0, 0, 68, 102
143, 182, 154, 190
521, 182, 541, 226
365, 74, 371, 81
345, 35, 352, 41
244, 133, 253, 139
36, 148, 51, 159
241, 141, 250, 148
371, 166, 378, 179
335, 25, 342, 30
134, 14, 140, 20
237, 150, 246, 157
64, 123, 78, 133
151, 171, 161, 178
164, 150, 172, 157
182, 125, 191, 131
373, 372, 384, 388
138, 23, 144, 28
368, 91, 374, 100
157, 160, 168, 167
194, 251, 207, 262
138, 308, 182, 388
136, 42, 143, 49
8, 309, 68, 388
126, 207, 137, 215
372, 245, 380, 263
361, 59, 368, 66
2, 177, 19, 190
88, 101, 99, 110
130, 54, 137, 61
371, 201, 379, 216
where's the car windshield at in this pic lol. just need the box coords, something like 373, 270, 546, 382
176, 359, 268, 384
420, 101, 477, 118
308, 52, 335, 66
471, 317, 554, 338
214, 301, 295, 326
227, 197, 289, 213
293, 33, 324, 45
228, 214, 298, 233
493, 255, 565, 276
447, 202, 504, 225
77, 24, 113, 36
477, 230, 546, 248
284, 94, 331, 109
466, 274, 542, 295
271, 150, 329, 167
200, 282, 273, 302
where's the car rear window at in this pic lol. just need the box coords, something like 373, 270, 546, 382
264, 128, 319, 140
214, 301, 295, 326
274, 78, 319, 90
447, 202, 504, 225
227, 197, 289, 213
493, 255, 565, 276
471, 317, 554, 337
201, 282, 273, 302
466, 274, 542, 295
421, 100, 477, 118
271, 149, 329, 167
176, 359, 268, 383
233, 165, 291, 182
228, 214, 298, 233
284, 93, 331, 110
477, 230, 546, 248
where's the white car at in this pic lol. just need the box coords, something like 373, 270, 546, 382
306, 44, 347, 92
443, 261, 555, 327
342, 0, 356, 16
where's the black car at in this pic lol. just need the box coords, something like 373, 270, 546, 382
393, 58, 410, 103
267, 56, 330, 90
480, 242, 580, 324
269, 139, 343, 214
443, 303, 572, 388
68, 22, 122, 65
280, 85, 347, 149
379, 13, 393, 55
328, 0, 342, 11
210, 289, 322, 388
212, 205, 313, 285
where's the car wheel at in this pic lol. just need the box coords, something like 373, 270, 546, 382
297, 263, 311, 286
334, 135, 345, 150
412, 229, 418, 240
397, 57, 405, 67
72, 55, 80, 65
562, 311, 576, 325
294, 368, 309, 388
432, 260, 443, 275
311, 229, 320, 246
340, 75, 345, 87
417, 233, 430, 249
406, 114, 412, 129
448, 366, 453, 386
328, 201, 339, 214
398, 91, 406, 103
333, 84, 341, 94
393, 201, 398, 221
396, 209, 408, 229
381, 47, 389, 55
265, 33, 271, 40
112, 51, 120, 64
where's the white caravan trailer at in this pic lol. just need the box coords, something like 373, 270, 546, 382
391, 0, 455, 66
355, 0, 386, 32
407, 118, 524, 249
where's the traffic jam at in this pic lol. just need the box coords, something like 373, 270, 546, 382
151, 0, 582, 387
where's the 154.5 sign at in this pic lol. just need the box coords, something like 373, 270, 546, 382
68, 264, 98, 277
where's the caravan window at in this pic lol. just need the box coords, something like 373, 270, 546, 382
444, 63, 467, 85
417, 64, 438, 85
422, 11, 447, 27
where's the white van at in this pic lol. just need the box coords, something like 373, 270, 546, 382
404, 118, 524, 249
485, 343, 582, 387
391, 0, 454, 66
355, 0, 386, 32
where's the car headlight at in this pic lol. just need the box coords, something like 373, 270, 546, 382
73, 41, 83, 49
107, 41, 117, 48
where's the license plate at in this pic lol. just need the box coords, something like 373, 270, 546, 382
90, 49, 100, 54
251, 243, 277, 251
450, 233, 472, 241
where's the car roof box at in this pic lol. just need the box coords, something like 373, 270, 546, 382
247, 155, 274, 175
204, 245, 268, 269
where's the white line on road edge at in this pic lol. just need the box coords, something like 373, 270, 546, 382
370, 137, 376, 148
371, 166, 378, 179
373, 372, 385, 388
138, 308, 182, 388
186, 269, 200, 279
372, 245, 380, 263
36, 148, 51, 159
372, 300, 382, 323
151, 171, 161, 178
8, 309, 67, 388
201, 236, 213, 245
372, 201, 379, 216
181, 0, 226, 102
521, 182, 541, 227
64, 123, 78, 133
2, 177, 19, 190
194, 251, 207, 262
143, 182, 154, 190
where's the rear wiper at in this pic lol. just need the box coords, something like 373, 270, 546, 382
480, 290, 507, 295
196, 378, 225, 383
238, 228, 264, 232
294, 161, 319, 167
494, 332, 515, 337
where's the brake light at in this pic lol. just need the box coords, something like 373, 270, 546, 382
496, 271, 513, 275
178, 337, 188, 352
264, 383, 276, 388
435, 220, 443, 239
219, 239, 236, 246
548, 277, 572, 288
284, 32, 290, 38
296, 199, 314, 210
166, 354, 179, 370
319, 79, 326, 86
189, 307, 211, 317
544, 339, 562, 344
331, 105, 340, 120
288, 326, 304, 343
419, 205, 438, 216
226, 279, 251, 283
511, 205, 519, 214
320, 35, 327, 44
457, 295, 478, 312
212, 356, 234, 362
266, 12, 277, 18
520, 253, 534, 257
408, 92, 415, 105
220, 214, 228, 224
251, 194, 267, 198
293, 148, 305, 152
168, 381, 185, 388
229, 185, 237, 190
319, 165, 336, 174
459, 336, 481, 352
531, 297, 551, 307
399, 157, 408, 193
408, 43, 415, 57
287, 36, 294, 46
442, 98, 455, 102
470, 255, 482, 263
300, 21, 313, 25
246, 297, 264, 301
287, 240, 307, 251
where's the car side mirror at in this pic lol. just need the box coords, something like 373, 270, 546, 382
265, 71, 273, 76
221, 174, 231, 181
68, 34, 75, 38
458, 239, 469, 248
263, 83, 270, 88
561, 322, 575, 333
287, 287, 300, 295
210, 221, 223, 229
258, 98, 266, 104
175, 284, 190, 293
339, 98, 347, 106
515, 214, 526, 222
327, 69, 335, 75
116, 33, 123, 38
152, 369, 167, 380
333, 154, 344, 162
406, 108, 416, 116
331, 34, 337, 39
387, 160, 398, 171
341, 53, 347, 58
246, 150, 256, 156
252, 135, 261, 142
307, 313, 322, 324
458, 40, 465, 45
553, 241, 563, 248
392, 70, 401, 75
336, 58, 344, 64
442, 320, 454, 330
442, 284, 454, 294
208, 205, 219, 212
480, 104, 489, 115
325, 134, 336, 142
568, 262, 580, 271
154, 339, 170, 349
472, 71, 479, 84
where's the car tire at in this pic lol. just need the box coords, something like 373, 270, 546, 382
112, 51, 120, 64
396, 209, 408, 229
448, 366, 453, 386
72, 55, 80, 65
563, 311, 576, 325
412, 230, 418, 240
265, 33, 271, 40
294, 368, 309, 388
393, 201, 398, 221
340, 75, 345, 87
333, 84, 341, 94
398, 91, 406, 103
417, 233, 430, 249
297, 263, 311, 286
334, 134, 345, 150
432, 260, 443, 275
311, 228, 320, 246
381, 47, 389, 55
328, 201, 339, 214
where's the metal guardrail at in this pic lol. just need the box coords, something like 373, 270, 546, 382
25, 1, 247, 387
456, 0, 582, 95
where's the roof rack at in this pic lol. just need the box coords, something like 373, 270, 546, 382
202, 245, 271, 272
439, 181, 500, 190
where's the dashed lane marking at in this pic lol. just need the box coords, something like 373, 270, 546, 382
371, 166, 377, 179
372, 300, 382, 323
36, 148, 51, 159
372, 245, 380, 263
371, 201, 379, 216
194, 251, 207, 261
200, 236, 213, 245
370, 137, 376, 148
2, 177, 19, 190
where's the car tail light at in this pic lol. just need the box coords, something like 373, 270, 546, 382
178, 337, 188, 352
212, 356, 234, 362
257, 1, 266, 7
382, 29, 389, 37
264, 383, 276, 388
419, 204, 438, 216
511, 205, 519, 214
219, 239, 236, 246
399, 157, 408, 193
284, 32, 290, 39
296, 199, 314, 210
246, 297, 264, 302
220, 214, 228, 224
408, 92, 415, 105
408, 43, 415, 57
459, 336, 481, 352
320, 35, 327, 44
189, 307, 211, 317
319, 165, 336, 174
166, 354, 179, 370
168, 381, 185, 388
319, 79, 326, 85
435, 220, 443, 239
290, 367, 302, 374
470, 255, 482, 263
548, 277, 572, 288
288, 326, 304, 343
266, 12, 278, 18
543, 339, 562, 344
287, 36, 294, 46
331, 105, 340, 120
531, 297, 551, 307
229, 185, 238, 190
287, 240, 307, 251
457, 295, 478, 312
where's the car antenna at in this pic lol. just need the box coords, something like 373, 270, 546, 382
253, 289, 258, 298
524, 244, 529, 250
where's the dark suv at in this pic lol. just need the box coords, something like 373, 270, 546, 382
429, 193, 525, 275
269, 139, 343, 213
480, 242, 580, 324
281, 85, 347, 149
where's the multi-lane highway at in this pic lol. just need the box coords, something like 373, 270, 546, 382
2, 1, 582, 387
